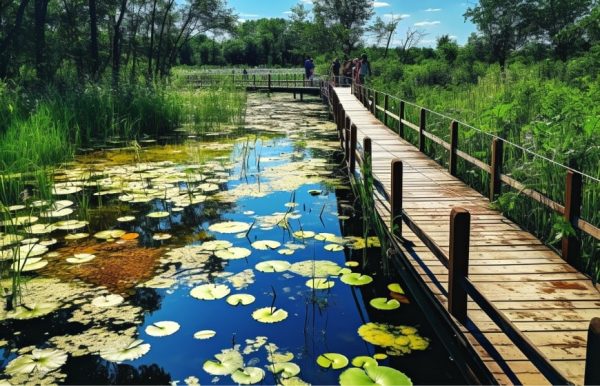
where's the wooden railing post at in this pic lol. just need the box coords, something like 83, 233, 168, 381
489, 138, 504, 201
399, 101, 405, 138
448, 208, 471, 325
562, 170, 582, 267
419, 108, 426, 152
585, 318, 600, 385
364, 137, 372, 162
268, 74, 272, 91
344, 115, 350, 151
350, 123, 357, 173
371, 91, 377, 115
449, 120, 459, 176
364, 137, 373, 195
383, 94, 389, 127
391, 159, 403, 236
253, 74, 256, 87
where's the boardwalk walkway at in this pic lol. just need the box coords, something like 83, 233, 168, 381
331, 86, 600, 385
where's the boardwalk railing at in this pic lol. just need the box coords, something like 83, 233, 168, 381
350, 83, 600, 278
185, 72, 324, 92
327, 84, 600, 385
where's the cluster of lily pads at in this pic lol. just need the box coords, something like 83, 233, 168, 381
314, 352, 412, 385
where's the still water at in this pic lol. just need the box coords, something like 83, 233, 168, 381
0, 94, 465, 385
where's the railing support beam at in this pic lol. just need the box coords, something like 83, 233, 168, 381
585, 317, 600, 385
448, 208, 471, 325
449, 120, 459, 176
350, 123, 357, 173
399, 101, 405, 138
490, 138, 504, 201
391, 159, 403, 237
419, 108, 426, 152
562, 170, 582, 267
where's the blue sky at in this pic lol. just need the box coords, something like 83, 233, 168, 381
227, 0, 478, 47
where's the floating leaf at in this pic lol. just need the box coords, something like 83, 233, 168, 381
324, 244, 344, 252
152, 233, 172, 241
307, 189, 322, 196
215, 247, 252, 260
369, 298, 400, 311
305, 278, 335, 290
117, 216, 136, 223
268, 351, 294, 363
100, 339, 151, 363
145, 321, 180, 337
345, 261, 359, 267
289, 260, 343, 277
340, 273, 373, 286
146, 211, 170, 219
387, 283, 404, 295
91, 294, 124, 307
66, 253, 96, 264
194, 330, 216, 340
231, 367, 265, 384
255, 260, 291, 273
7, 302, 59, 320
277, 248, 295, 256
5, 348, 67, 375
293, 230, 315, 239
317, 353, 349, 369
190, 284, 231, 300
200, 240, 233, 251
25, 223, 56, 235
351, 356, 378, 369
11, 257, 48, 272
339, 366, 412, 386
251, 240, 281, 250
203, 348, 244, 375
120, 233, 139, 240
54, 220, 88, 231
94, 229, 126, 240
226, 294, 256, 306
268, 362, 300, 379
208, 221, 251, 234
374, 353, 388, 360
64, 232, 89, 240
358, 322, 429, 356
252, 307, 288, 323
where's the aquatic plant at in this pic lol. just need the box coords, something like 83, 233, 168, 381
316, 353, 349, 369
339, 365, 412, 386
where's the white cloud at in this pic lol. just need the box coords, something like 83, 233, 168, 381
283, 11, 293, 15
383, 13, 410, 21
424, 8, 442, 12
372, 1, 390, 7
414, 20, 441, 27
240, 13, 260, 18
300, 0, 313, 4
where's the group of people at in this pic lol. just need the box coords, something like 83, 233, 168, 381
304, 54, 371, 85
330, 54, 371, 85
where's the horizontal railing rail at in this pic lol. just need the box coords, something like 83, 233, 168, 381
327, 83, 599, 385
349, 83, 599, 273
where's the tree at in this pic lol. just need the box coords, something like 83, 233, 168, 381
368, 15, 402, 58
397, 27, 427, 63
436, 34, 459, 63
312, 0, 374, 54
464, 0, 535, 69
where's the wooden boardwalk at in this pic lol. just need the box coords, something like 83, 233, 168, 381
332, 86, 600, 385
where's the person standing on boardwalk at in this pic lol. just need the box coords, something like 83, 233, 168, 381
342, 56, 352, 85
330, 58, 341, 85
358, 53, 371, 84
304, 57, 315, 84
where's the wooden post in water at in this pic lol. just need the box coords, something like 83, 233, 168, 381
350, 123, 357, 173
448, 208, 471, 325
419, 108, 426, 152
449, 121, 459, 176
585, 318, 600, 385
383, 94, 389, 127
399, 101, 405, 138
562, 170, 582, 267
489, 138, 504, 201
391, 159, 403, 236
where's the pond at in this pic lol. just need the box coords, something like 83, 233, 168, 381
0, 93, 466, 385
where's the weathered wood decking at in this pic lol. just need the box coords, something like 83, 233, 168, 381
332, 86, 600, 385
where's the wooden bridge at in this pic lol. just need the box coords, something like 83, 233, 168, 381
326, 84, 600, 385
188, 73, 322, 96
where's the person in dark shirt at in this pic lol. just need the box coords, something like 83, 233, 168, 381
331, 58, 341, 85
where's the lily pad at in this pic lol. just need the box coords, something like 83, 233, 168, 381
317, 353, 349, 369
357, 322, 430, 356
387, 283, 405, 294
190, 284, 231, 300
94, 229, 126, 240
251, 240, 281, 250
208, 221, 251, 234
351, 356, 378, 369
289, 260, 343, 277
5, 348, 67, 375
345, 261, 359, 267
152, 233, 172, 241
369, 298, 401, 311
194, 330, 216, 340
226, 294, 256, 306
145, 321, 180, 337
11, 257, 48, 272
277, 248, 295, 256
293, 230, 315, 239
64, 232, 89, 240
268, 351, 295, 363
255, 260, 291, 273
66, 253, 96, 264
200, 240, 233, 251
146, 211, 170, 218
340, 366, 411, 386
252, 307, 288, 323
215, 247, 252, 260
54, 220, 88, 231
231, 367, 265, 385
117, 216, 136, 223
100, 339, 151, 363
203, 348, 244, 375
268, 362, 301, 379
374, 353, 388, 360
91, 294, 124, 307
340, 273, 373, 286
25, 223, 56, 235
305, 278, 335, 290
324, 244, 344, 252
7, 302, 59, 320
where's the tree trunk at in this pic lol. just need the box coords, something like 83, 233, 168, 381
0, 0, 30, 78
111, 0, 128, 91
34, 0, 50, 80
88, 0, 99, 80
147, 0, 158, 81
155, 0, 175, 78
